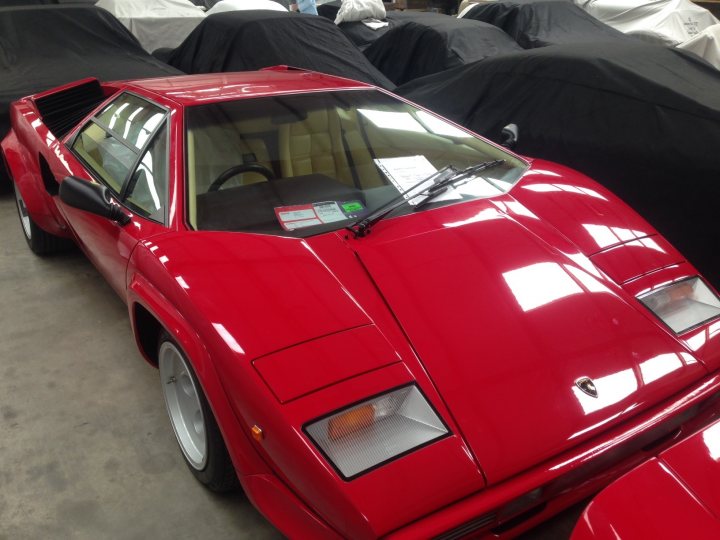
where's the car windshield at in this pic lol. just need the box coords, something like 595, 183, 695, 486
185, 89, 527, 236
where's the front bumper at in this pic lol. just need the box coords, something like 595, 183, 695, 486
383, 372, 720, 539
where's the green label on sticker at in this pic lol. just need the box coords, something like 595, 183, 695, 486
342, 201, 364, 213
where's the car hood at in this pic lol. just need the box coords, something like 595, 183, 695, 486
347, 197, 708, 483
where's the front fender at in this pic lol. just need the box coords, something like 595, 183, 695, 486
512, 160, 660, 257
126, 271, 272, 481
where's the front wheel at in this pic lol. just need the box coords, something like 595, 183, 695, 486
13, 183, 72, 255
158, 332, 239, 492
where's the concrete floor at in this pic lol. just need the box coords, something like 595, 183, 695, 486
0, 190, 582, 539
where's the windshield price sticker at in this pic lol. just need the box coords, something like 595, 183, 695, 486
374, 155, 462, 205
276, 201, 362, 231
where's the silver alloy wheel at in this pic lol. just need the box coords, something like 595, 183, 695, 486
159, 341, 207, 470
14, 185, 31, 240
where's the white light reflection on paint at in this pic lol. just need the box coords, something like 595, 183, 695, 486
582, 224, 650, 250
686, 320, 720, 352
583, 224, 623, 249
503, 262, 583, 312
212, 323, 245, 355
562, 252, 604, 279
504, 200, 539, 219
524, 169, 561, 178
522, 182, 606, 200
702, 422, 720, 460
685, 331, 707, 351
175, 276, 189, 289
443, 208, 502, 228
639, 353, 684, 385
564, 264, 613, 295
573, 368, 639, 415
639, 237, 665, 253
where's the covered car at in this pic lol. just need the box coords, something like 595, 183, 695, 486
206, 0, 287, 13
576, 0, 719, 46
678, 23, 720, 69
571, 418, 720, 539
95, 0, 206, 52
4, 67, 720, 539
0, 5, 180, 145
461, 0, 630, 48
165, 10, 395, 89
358, 12, 522, 85
398, 41, 720, 287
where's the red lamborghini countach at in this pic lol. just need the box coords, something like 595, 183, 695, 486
3, 68, 720, 539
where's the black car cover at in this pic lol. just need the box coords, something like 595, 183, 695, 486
462, 0, 629, 48
398, 42, 720, 286
338, 11, 439, 51
360, 12, 522, 85
0, 5, 180, 140
317, 0, 340, 20
166, 11, 395, 90
0, 0, 58, 5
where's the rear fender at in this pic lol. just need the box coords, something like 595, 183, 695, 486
126, 272, 272, 480
1, 108, 70, 237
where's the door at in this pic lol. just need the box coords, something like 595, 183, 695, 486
60, 92, 171, 297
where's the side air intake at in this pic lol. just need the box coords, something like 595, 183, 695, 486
34, 79, 105, 139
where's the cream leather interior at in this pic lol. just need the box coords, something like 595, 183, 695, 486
278, 108, 383, 189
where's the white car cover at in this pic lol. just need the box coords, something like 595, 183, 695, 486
206, 0, 287, 14
576, 0, 719, 45
678, 23, 720, 69
96, 0, 206, 52
334, 0, 386, 24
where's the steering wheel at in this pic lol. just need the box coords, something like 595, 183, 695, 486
208, 163, 276, 192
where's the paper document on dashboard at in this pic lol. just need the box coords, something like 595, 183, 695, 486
374, 155, 461, 205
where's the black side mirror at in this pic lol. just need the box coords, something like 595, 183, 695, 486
500, 123, 519, 149
59, 176, 130, 225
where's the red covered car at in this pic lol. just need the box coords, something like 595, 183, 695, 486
3, 68, 720, 539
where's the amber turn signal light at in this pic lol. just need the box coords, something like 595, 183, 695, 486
328, 404, 375, 440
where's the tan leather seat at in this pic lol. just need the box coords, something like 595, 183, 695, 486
279, 108, 383, 189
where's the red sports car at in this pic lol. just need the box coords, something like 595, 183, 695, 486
3, 68, 720, 539
571, 416, 720, 540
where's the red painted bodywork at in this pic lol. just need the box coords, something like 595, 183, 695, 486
4, 69, 720, 539
571, 417, 720, 540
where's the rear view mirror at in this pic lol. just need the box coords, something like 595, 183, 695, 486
501, 123, 519, 149
59, 176, 130, 225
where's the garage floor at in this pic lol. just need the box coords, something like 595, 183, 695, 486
0, 191, 582, 539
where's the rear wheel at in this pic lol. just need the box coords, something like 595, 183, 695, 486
13, 183, 72, 255
158, 332, 239, 492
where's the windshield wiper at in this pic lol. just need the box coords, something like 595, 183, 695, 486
347, 159, 505, 238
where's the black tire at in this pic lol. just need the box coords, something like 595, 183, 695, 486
0, 151, 12, 195
157, 331, 239, 493
13, 183, 73, 255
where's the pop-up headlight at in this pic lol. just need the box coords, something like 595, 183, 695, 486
305, 385, 449, 479
639, 277, 720, 334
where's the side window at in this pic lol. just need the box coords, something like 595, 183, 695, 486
70, 93, 168, 221
125, 124, 168, 222
72, 121, 136, 193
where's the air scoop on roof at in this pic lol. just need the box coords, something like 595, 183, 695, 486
33, 79, 105, 138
